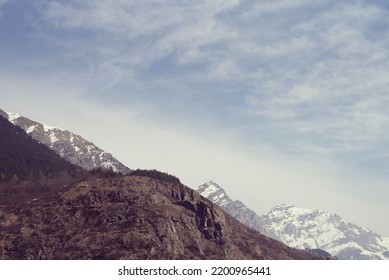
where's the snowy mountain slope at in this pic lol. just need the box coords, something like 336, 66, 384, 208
0, 109, 131, 174
261, 204, 389, 260
195, 181, 389, 260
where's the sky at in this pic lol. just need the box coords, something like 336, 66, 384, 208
1, 0, 389, 235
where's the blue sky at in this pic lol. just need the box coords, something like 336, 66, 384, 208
1, 0, 389, 235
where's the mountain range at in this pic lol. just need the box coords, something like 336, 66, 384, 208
3, 107, 386, 260
195, 181, 389, 260
0, 110, 324, 260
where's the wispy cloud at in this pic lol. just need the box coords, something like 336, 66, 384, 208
44, 1, 239, 64
16, 1, 383, 164
2, 0, 388, 159
240, 2, 389, 159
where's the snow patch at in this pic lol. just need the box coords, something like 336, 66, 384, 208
50, 132, 59, 143
6, 112, 21, 123
87, 144, 95, 153
26, 124, 38, 134
43, 124, 58, 132
213, 192, 225, 201
201, 183, 221, 197
219, 198, 231, 206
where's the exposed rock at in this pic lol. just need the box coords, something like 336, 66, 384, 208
0, 176, 325, 260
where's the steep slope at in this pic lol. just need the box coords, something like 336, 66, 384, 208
196, 181, 389, 260
0, 175, 325, 260
0, 109, 130, 174
0, 115, 79, 181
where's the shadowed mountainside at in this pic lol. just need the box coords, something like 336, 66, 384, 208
0, 115, 79, 182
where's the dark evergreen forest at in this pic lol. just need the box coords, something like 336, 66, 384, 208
129, 169, 181, 185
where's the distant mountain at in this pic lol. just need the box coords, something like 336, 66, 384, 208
196, 181, 389, 260
0, 172, 326, 260
261, 204, 389, 260
0, 109, 131, 174
0, 114, 79, 182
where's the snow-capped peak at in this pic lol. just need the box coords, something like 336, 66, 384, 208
196, 181, 232, 206
196, 181, 221, 195
261, 204, 389, 259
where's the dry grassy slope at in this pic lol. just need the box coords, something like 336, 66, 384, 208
0, 176, 326, 260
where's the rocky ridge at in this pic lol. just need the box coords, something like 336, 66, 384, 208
0, 109, 130, 174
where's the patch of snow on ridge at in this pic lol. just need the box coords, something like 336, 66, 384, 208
26, 124, 38, 134
201, 182, 221, 197
43, 124, 59, 132
50, 132, 59, 144
213, 192, 225, 201
6, 112, 21, 123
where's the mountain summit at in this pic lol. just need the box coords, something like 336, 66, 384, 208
196, 181, 389, 260
0, 109, 130, 174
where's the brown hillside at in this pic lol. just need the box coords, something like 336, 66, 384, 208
0, 176, 326, 260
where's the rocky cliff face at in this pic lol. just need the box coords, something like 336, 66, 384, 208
0, 109, 130, 174
0, 176, 324, 260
